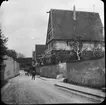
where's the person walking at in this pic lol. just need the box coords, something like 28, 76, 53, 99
31, 59, 36, 80
32, 70, 36, 80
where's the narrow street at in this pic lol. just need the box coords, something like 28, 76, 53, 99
1, 70, 103, 104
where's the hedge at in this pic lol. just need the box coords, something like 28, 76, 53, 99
36, 50, 105, 67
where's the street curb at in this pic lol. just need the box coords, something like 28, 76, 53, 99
1, 73, 20, 93
54, 84, 105, 98
8, 73, 20, 80
38, 77, 47, 81
39, 76, 105, 98
1, 82, 11, 95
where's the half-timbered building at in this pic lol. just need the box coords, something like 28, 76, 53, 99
45, 7, 104, 57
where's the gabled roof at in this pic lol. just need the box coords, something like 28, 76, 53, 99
35, 44, 47, 58
46, 9, 103, 44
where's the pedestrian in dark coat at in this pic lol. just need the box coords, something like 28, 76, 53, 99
31, 70, 36, 80
31, 59, 36, 80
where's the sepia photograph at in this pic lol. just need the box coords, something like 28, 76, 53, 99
0, 0, 105, 104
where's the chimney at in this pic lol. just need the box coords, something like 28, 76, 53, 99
73, 5, 76, 20
93, 5, 95, 13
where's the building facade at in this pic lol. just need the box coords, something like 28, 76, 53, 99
45, 7, 104, 56
32, 44, 47, 63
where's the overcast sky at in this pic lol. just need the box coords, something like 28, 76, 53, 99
0, 0, 104, 57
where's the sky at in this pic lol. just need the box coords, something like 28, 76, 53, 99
0, 0, 104, 57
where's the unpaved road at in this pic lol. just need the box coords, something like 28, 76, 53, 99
1, 71, 103, 104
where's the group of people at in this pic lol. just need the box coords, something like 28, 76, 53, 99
25, 67, 36, 80
25, 60, 37, 80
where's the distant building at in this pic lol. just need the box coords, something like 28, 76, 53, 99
45, 7, 104, 56
32, 51, 35, 60
33, 44, 47, 62
16, 57, 32, 69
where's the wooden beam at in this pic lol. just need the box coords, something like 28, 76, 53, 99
47, 29, 52, 36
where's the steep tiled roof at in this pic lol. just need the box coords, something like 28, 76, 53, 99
46, 9, 103, 44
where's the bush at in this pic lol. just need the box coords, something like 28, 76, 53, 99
81, 50, 105, 60
81, 51, 93, 60
54, 50, 78, 62
92, 50, 104, 58
38, 49, 105, 66
63, 78, 68, 83
40, 50, 79, 65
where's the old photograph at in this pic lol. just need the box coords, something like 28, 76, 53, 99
0, 0, 105, 104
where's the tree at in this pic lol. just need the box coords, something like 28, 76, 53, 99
6, 49, 17, 59
91, 42, 105, 58
0, 28, 8, 86
0, 0, 9, 63
69, 36, 87, 61
0, 29, 8, 64
17, 53, 25, 58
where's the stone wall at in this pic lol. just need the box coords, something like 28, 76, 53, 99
67, 57, 105, 88
36, 67, 40, 75
39, 62, 68, 78
54, 41, 71, 50
38, 57, 105, 88
3, 55, 20, 80
58, 62, 67, 78
40, 64, 59, 78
